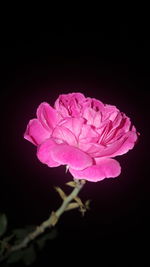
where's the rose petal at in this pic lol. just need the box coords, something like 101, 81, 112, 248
104, 115, 127, 143
83, 107, 97, 126
24, 119, 50, 145
54, 93, 86, 118
51, 143, 93, 170
69, 158, 121, 182
37, 139, 61, 167
37, 102, 57, 131
59, 117, 85, 139
109, 130, 138, 157
79, 124, 99, 143
52, 126, 78, 146
82, 97, 104, 112
102, 104, 119, 122
78, 142, 105, 157
98, 131, 138, 158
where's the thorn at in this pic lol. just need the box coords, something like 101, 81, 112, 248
54, 186, 67, 200
65, 165, 69, 173
66, 181, 76, 187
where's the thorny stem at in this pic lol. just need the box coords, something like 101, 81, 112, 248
0, 179, 85, 261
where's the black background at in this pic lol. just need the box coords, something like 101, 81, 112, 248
1, 22, 149, 265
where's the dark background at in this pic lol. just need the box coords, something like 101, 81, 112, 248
1, 22, 149, 265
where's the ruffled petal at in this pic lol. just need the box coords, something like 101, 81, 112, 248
105, 115, 131, 144
79, 124, 99, 143
78, 142, 105, 157
97, 130, 138, 158
54, 93, 86, 118
24, 119, 50, 145
52, 126, 78, 146
109, 130, 138, 157
59, 117, 85, 140
83, 107, 97, 126
102, 104, 119, 122
51, 143, 93, 170
37, 102, 57, 131
69, 158, 121, 182
37, 139, 61, 167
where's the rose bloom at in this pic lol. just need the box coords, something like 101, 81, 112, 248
24, 93, 138, 182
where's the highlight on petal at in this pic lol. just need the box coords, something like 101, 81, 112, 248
51, 143, 93, 170
102, 104, 119, 122
69, 158, 121, 182
51, 126, 78, 146
54, 92, 86, 111
79, 124, 99, 143
24, 119, 50, 145
97, 130, 138, 158
59, 117, 85, 140
37, 139, 61, 167
82, 97, 104, 113
110, 130, 138, 157
37, 102, 57, 131
78, 142, 105, 157
82, 98, 104, 128
54, 92, 86, 118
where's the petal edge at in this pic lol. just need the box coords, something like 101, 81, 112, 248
69, 158, 121, 182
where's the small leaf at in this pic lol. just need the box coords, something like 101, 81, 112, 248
25, 225, 35, 233
43, 229, 57, 241
74, 196, 84, 207
65, 202, 79, 211
36, 228, 57, 250
0, 241, 5, 256
7, 245, 37, 265
66, 181, 77, 187
0, 214, 7, 237
22, 245, 36, 266
54, 187, 67, 200
7, 250, 25, 264
36, 237, 46, 250
13, 225, 35, 244
4, 234, 14, 243
85, 199, 91, 210
12, 228, 28, 242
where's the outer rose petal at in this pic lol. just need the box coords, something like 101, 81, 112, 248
69, 158, 121, 182
78, 142, 105, 157
51, 143, 93, 170
109, 129, 138, 157
24, 119, 50, 145
37, 139, 61, 167
98, 130, 138, 158
37, 102, 58, 131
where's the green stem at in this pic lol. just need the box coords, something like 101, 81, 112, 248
56, 179, 85, 217
4, 179, 85, 255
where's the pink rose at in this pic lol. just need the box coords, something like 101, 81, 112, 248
24, 93, 138, 182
